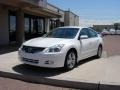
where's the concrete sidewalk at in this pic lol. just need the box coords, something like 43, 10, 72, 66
0, 51, 120, 90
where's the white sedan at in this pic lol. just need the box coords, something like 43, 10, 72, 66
116, 30, 120, 35
18, 26, 103, 70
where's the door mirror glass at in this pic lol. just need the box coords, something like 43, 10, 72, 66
80, 35, 88, 39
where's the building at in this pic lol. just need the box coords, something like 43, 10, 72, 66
64, 11, 79, 26
0, 0, 79, 46
93, 25, 114, 32
93, 23, 120, 32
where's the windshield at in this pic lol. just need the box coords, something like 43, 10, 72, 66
44, 28, 79, 39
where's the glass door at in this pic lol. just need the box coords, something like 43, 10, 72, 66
31, 17, 45, 38
24, 17, 31, 40
9, 11, 17, 43
31, 18, 38, 38
24, 14, 45, 40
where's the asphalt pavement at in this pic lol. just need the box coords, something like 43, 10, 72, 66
103, 35, 120, 57
0, 77, 79, 90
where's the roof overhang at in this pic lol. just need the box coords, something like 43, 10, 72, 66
21, 1, 62, 18
0, 0, 62, 18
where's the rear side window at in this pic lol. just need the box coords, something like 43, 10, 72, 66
88, 29, 98, 38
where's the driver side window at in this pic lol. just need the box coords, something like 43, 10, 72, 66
80, 28, 89, 37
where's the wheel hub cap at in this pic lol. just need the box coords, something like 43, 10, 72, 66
67, 52, 76, 69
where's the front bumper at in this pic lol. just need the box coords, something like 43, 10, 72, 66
18, 50, 66, 68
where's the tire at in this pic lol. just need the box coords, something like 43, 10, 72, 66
96, 45, 102, 58
64, 50, 77, 70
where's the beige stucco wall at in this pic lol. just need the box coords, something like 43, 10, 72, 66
64, 12, 70, 26
64, 11, 79, 26
75, 15, 79, 26
0, 8, 9, 45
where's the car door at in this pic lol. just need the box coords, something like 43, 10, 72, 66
79, 28, 92, 59
88, 28, 100, 55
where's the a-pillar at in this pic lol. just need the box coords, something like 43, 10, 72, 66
16, 9, 24, 45
45, 18, 50, 33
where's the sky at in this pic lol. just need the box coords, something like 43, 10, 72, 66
48, 0, 120, 26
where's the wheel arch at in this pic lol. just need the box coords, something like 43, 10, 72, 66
64, 48, 78, 70
99, 44, 103, 49
66, 48, 78, 59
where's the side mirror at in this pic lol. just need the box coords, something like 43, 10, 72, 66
80, 35, 88, 39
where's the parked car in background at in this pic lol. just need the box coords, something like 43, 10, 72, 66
116, 30, 120, 35
101, 29, 110, 36
18, 26, 103, 70
97, 32, 103, 37
109, 29, 115, 35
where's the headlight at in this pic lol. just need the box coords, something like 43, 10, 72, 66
44, 44, 64, 53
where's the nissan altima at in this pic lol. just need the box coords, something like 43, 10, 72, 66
18, 26, 103, 70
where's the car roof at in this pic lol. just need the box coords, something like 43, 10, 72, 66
58, 26, 87, 29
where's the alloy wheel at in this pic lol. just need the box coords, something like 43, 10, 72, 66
65, 51, 77, 70
97, 46, 102, 58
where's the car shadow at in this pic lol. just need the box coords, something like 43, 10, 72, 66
12, 56, 97, 78
75, 56, 97, 68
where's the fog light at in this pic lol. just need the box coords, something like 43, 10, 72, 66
45, 60, 54, 64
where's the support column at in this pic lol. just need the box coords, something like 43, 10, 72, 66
0, 8, 9, 45
45, 18, 50, 33
16, 9, 24, 45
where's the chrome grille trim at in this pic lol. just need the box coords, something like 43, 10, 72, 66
22, 46, 45, 53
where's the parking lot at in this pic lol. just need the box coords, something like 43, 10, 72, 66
0, 35, 120, 90
103, 35, 120, 57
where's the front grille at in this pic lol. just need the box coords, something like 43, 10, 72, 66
22, 58, 39, 64
22, 46, 45, 53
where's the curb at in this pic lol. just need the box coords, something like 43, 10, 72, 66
0, 71, 99, 90
99, 82, 120, 90
1, 71, 120, 90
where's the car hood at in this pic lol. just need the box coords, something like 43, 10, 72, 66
23, 37, 72, 47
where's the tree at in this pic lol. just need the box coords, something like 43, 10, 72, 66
114, 23, 119, 34
114, 23, 119, 30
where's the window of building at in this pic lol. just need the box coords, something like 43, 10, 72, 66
24, 14, 45, 39
24, 17, 31, 40
31, 18, 45, 34
9, 11, 16, 43
38, 18, 45, 33
24, 18, 30, 33
50, 19, 64, 30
